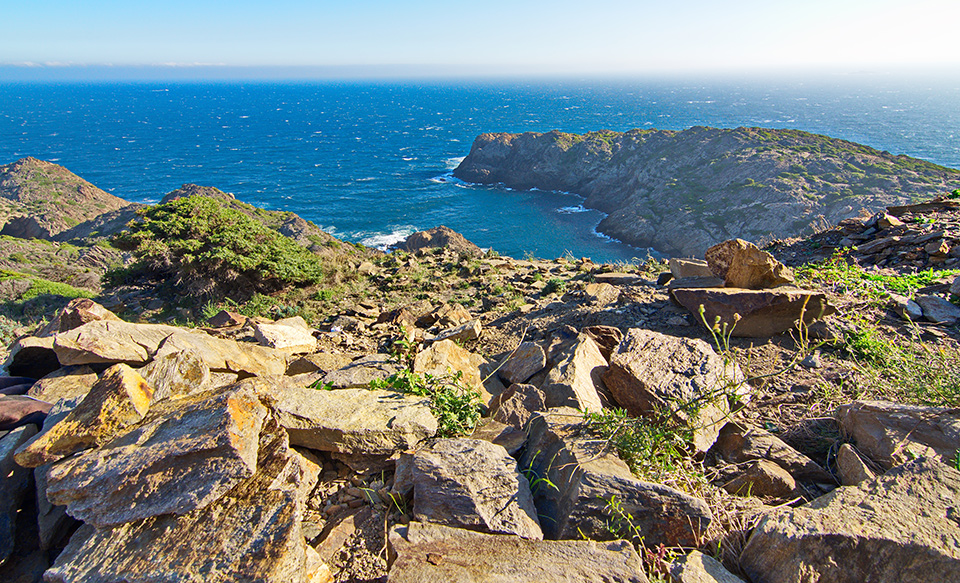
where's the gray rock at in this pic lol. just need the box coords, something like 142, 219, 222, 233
322, 354, 400, 389
394, 438, 542, 539
285, 352, 354, 376
520, 408, 712, 547
30, 397, 84, 551
603, 330, 747, 454
268, 384, 437, 455
835, 443, 876, 487
387, 522, 647, 583
888, 292, 923, 321
950, 275, 960, 296
670, 286, 835, 337
469, 418, 526, 455
668, 550, 745, 583
740, 457, 960, 583
496, 341, 547, 385
541, 334, 606, 414
712, 423, 834, 483
493, 383, 547, 431
915, 294, 960, 324
44, 414, 321, 583
0, 424, 38, 565
581, 325, 623, 364
45, 385, 269, 527
583, 282, 620, 307
836, 400, 960, 470
593, 272, 644, 286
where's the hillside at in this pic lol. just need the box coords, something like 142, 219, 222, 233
453, 127, 960, 257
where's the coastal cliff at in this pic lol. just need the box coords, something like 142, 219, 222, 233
453, 127, 960, 257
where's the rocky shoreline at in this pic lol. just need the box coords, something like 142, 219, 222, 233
1, 157, 959, 582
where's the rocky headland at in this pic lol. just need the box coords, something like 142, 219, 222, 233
0, 157, 959, 582
453, 127, 960, 257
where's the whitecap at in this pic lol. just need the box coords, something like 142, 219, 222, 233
557, 205, 590, 214
444, 156, 465, 169
359, 226, 418, 250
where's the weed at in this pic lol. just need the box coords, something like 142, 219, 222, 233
952, 450, 960, 471
369, 370, 482, 438
543, 277, 567, 295
602, 495, 673, 582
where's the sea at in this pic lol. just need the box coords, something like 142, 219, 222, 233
1, 73, 959, 263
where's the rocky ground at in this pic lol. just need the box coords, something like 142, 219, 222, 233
1, 160, 959, 582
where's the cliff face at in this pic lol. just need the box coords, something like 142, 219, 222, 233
0, 157, 132, 239
453, 127, 960, 257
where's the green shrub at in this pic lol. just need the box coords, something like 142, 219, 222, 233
370, 370, 482, 438
112, 196, 323, 299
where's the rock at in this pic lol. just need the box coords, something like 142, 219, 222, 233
44, 413, 319, 583
875, 213, 904, 229
206, 309, 247, 328
44, 385, 268, 527
154, 330, 288, 377
915, 294, 960, 324
583, 282, 620, 306
268, 384, 436, 455
0, 549, 48, 583
315, 506, 371, 564
397, 225, 483, 257
670, 287, 835, 337
0, 395, 51, 431
254, 317, 318, 354
581, 325, 623, 363
387, 521, 647, 583
520, 407, 712, 547
541, 334, 606, 414
138, 349, 212, 401
469, 418, 526, 455
666, 276, 726, 289
950, 275, 960, 296
492, 383, 547, 431
52, 320, 181, 366
888, 293, 923, 321
0, 424, 38, 565
669, 257, 715, 279
14, 364, 154, 468
603, 330, 747, 454
37, 298, 121, 337
668, 550, 746, 583
26, 365, 98, 403
722, 460, 796, 498
321, 354, 400, 389
836, 400, 960, 470
835, 443, 876, 486
285, 352, 354, 376
705, 239, 794, 289
394, 438, 542, 539
4, 335, 59, 379
593, 272, 644, 286
496, 342, 547, 385
739, 457, 960, 583
711, 423, 834, 483
414, 340, 485, 391
434, 319, 482, 344
437, 305, 472, 328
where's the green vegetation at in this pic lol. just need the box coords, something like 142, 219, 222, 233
369, 370, 482, 438
542, 277, 567, 295
112, 196, 323, 299
0, 269, 94, 322
796, 249, 959, 301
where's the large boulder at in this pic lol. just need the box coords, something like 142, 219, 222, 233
36, 298, 122, 337
387, 522, 647, 583
704, 239, 794, 289
14, 364, 154, 468
0, 424, 38, 566
603, 329, 747, 453
836, 400, 960, 470
541, 334, 606, 414
414, 340, 485, 392
52, 320, 181, 366
45, 385, 268, 527
267, 384, 437, 455
740, 457, 960, 583
670, 287, 835, 337
492, 383, 547, 431
520, 408, 712, 547
322, 355, 400, 389
394, 438, 542, 539
397, 225, 483, 258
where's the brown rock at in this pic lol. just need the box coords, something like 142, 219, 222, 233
434, 319, 482, 344
740, 457, 960, 583
285, 352, 355, 376
42, 298, 122, 336
668, 257, 714, 279
397, 225, 483, 258
469, 418, 526, 455
496, 342, 547, 385
581, 325, 623, 363
0, 395, 51, 431
206, 309, 246, 328
583, 282, 620, 306
4, 335, 60, 379
541, 334, 606, 414
712, 423, 834, 483
14, 364, 154, 468
835, 443, 876, 486
670, 287, 835, 337
414, 339, 485, 391
668, 550, 746, 583
492, 383, 547, 431
53, 320, 181, 366
253, 317, 318, 355
387, 522, 647, 583
722, 460, 796, 498
138, 349, 212, 401
27, 365, 98, 403
705, 239, 794, 289
321, 354, 400, 389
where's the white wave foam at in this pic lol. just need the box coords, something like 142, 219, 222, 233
444, 156, 465, 170
359, 226, 418, 250
557, 205, 590, 214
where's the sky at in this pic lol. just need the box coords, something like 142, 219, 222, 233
2, 0, 960, 79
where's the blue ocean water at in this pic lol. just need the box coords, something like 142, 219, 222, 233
1, 75, 958, 262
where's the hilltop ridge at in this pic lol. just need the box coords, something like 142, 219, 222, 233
454, 127, 960, 257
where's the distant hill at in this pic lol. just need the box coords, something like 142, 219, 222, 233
454, 127, 960, 257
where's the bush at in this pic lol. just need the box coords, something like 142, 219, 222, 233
112, 196, 323, 299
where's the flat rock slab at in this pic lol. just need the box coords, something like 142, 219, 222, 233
387, 522, 647, 583
740, 457, 960, 583
321, 354, 400, 389
394, 438, 541, 539
27, 365, 98, 403
53, 320, 181, 366
916, 294, 960, 324
45, 385, 268, 527
15, 364, 154, 468
836, 400, 960, 469
268, 385, 436, 455
155, 331, 288, 377
671, 287, 835, 337
44, 416, 317, 583
520, 408, 712, 547
138, 349, 212, 401
603, 329, 746, 453
496, 341, 546, 385
254, 319, 318, 354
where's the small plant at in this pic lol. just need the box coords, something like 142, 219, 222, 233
583, 408, 693, 485
308, 379, 335, 391
543, 277, 567, 295
602, 495, 672, 582
369, 370, 482, 438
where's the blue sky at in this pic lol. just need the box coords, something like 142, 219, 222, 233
3, 0, 959, 78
